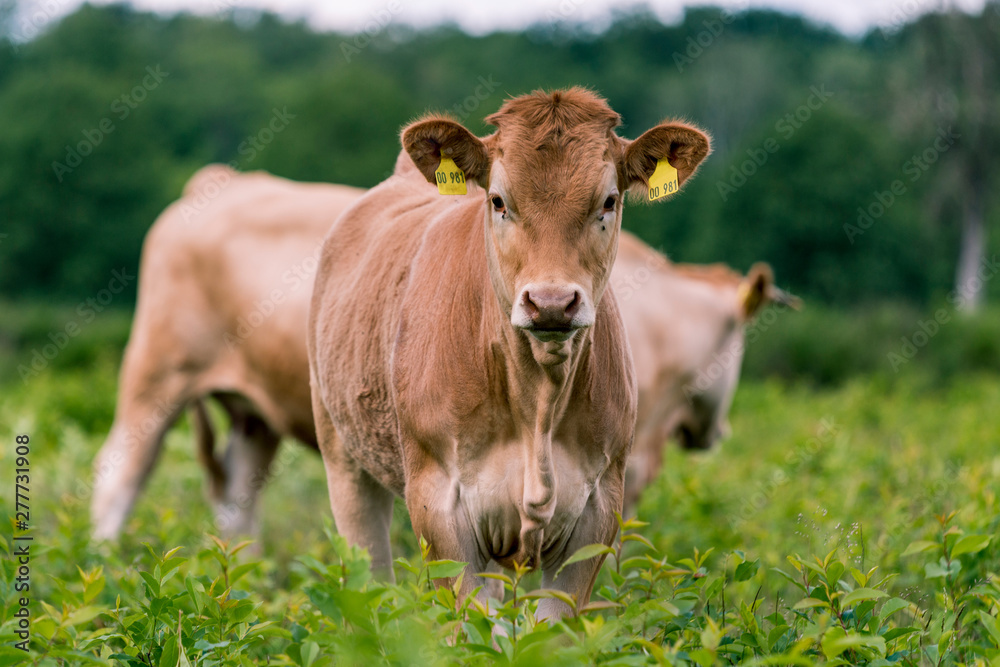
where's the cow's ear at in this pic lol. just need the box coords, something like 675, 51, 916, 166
402, 116, 491, 188
738, 263, 803, 321
737, 263, 773, 321
621, 122, 710, 200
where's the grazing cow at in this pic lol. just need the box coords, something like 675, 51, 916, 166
307, 88, 710, 616
90, 165, 364, 541
614, 232, 799, 510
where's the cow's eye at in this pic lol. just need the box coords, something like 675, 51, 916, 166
602, 195, 617, 210
491, 195, 506, 213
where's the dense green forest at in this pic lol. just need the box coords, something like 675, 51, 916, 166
1, 2, 998, 309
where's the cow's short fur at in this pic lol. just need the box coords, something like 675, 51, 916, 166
92, 165, 797, 560
308, 88, 710, 617
615, 232, 799, 509
90, 166, 363, 540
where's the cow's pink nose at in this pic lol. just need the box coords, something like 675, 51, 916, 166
522, 287, 581, 329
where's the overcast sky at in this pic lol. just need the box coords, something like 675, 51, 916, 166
34, 0, 992, 37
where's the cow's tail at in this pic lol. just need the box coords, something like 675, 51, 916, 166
182, 163, 237, 199
191, 398, 226, 499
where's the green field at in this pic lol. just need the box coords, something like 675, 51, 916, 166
3, 2, 1000, 664
1, 357, 998, 666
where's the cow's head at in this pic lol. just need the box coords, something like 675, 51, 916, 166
673, 263, 798, 451
403, 88, 710, 363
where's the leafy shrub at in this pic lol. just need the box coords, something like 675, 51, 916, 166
1, 352, 998, 665
1, 513, 997, 665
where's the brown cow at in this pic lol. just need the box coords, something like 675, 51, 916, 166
91, 168, 789, 546
90, 165, 364, 540
307, 88, 710, 617
614, 231, 799, 510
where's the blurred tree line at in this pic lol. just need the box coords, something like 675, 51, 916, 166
1, 2, 998, 308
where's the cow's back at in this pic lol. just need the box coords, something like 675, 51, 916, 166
131, 168, 363, 444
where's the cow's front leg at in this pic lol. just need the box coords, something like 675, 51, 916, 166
537, 478, 622, 622
314, 402, 395, 579
405, 467, 500, 605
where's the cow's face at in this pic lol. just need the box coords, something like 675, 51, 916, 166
403, 89, 709, 361
673, 264, 776, 451
674, 337, 742, 451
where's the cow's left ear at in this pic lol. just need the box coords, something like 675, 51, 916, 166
401, 116, 491, 188
737, 263, 802, 321
621, 122, 711, 199
738, 263, 773, 321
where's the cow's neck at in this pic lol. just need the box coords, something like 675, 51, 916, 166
498, 320, 587, 415
488, 293, 593, 533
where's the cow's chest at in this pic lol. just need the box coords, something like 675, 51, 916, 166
453, 437, 603, 565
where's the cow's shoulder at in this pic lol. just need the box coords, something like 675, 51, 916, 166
309, 173, 482, 491
389, 194, 496, 440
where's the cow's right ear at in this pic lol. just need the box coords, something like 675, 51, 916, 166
402, 117, 491, 189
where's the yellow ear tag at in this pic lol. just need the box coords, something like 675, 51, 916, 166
648, 158, 679, 201
435, 157, 467, 195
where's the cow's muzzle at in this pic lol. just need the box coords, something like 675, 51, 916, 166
511, 283, 593, 342
677, 420, 728, 451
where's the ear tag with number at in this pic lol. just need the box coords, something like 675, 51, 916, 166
648, 158, 679, 201
435, 157, 467, 195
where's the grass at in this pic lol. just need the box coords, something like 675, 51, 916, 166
1, 359, 999, 665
